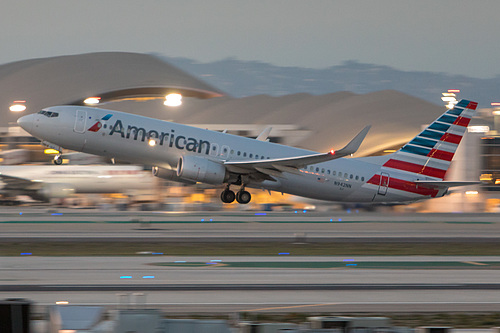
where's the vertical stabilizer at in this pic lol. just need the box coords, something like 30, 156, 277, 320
382, 99, 478, 180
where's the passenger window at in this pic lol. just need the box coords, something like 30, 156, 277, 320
255, 155, 259, 159
327, 170, 330, 175
230, 150, 234, 155
316, 167, 319, 172
237, 151, 241, 156
261, 156, 265, 160
321, 168, 325, 174
249, 153, 253, 158
350, 174, 353, 179
333, 171, 336, 176
344, 173, 348, 179
243, 152, 247, 157
361, 177, 365, 182
355, 175, 359, 180
310, 166, 313, 171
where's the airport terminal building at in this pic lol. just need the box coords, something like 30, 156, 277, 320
1, 52, 499, 211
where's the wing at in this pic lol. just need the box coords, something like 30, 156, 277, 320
224, 125, 371, 178
0, 174, 40, 191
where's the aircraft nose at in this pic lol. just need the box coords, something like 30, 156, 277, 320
17, 114, 35, 133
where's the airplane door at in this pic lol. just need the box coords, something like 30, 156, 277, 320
209, 143, 219, 157
220, 145, 230, 159
378, 172, 390, 195
74, 110, 87, 133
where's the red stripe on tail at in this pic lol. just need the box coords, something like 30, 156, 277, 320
440, 133, 462, 145
428, 149, 454, 161
467, 102, 478, 110
383, 159, 447, 179
453, 116, 471, 127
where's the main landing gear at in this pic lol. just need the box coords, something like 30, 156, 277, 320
220, 185, 251, 204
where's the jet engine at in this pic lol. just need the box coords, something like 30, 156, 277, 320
35, 183, 76, 201
151, 166, 196, 185
177, 155, 227, 185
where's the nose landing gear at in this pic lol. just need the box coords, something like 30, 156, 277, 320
53, 154, 63, 165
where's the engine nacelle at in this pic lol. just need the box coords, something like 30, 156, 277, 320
37, 183, 76, 201
177, 155, 227, 185
151, 166, 196, 185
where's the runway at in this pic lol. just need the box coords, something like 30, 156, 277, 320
2, 209, 500, 313
2, 256, 500, 313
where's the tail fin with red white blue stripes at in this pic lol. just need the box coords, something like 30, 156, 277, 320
382, 99, 478, 180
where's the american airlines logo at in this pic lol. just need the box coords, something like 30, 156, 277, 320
107, 119, 211, 155
88, 114, 113, 132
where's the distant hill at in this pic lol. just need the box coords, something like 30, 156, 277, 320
156, 55, 498, 107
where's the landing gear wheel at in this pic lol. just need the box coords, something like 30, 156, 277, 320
220, 189, 235, 203
236, 190, 251, 204
53, 154, 63, 165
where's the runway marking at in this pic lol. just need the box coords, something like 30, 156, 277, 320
152, 261, 500, 269
463, 261, 489, 266
241, 303, 340, 312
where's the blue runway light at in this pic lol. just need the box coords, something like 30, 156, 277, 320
294, 211, 297, 214
20, 253, 32, 256
279, 252, 290, 255
142, 276, 155, 279
120, 276, 132, 279
51, 213, 63, 216
330, 219, 333, 222
152, 252, 163, 255
19, 212, 23, 215
210, 260, 222, 262
209, 219, 213, 221
338, 218, 342, 222
255, 213, 267, 216
303, 210, 306, 213
174, 261, 186, 263
206, 262, 217, 265
343, 259, 355, 261
346, 264, 357, 266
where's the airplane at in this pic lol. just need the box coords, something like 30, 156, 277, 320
0, 164, 155, 202
17, 99, 479, 205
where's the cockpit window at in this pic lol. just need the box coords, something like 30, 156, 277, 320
38, 110, 59, 117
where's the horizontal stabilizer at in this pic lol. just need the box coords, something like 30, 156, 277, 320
414, 180, 481, 188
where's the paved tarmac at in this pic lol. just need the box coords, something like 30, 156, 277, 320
1, 208, 500, 242
2, 209, 500, 313
2, 255, 500, 313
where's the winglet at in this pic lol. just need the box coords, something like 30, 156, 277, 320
256, 127, 272, 141
330, 125, 371, 157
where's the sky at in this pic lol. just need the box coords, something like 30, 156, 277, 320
2, 0, 500, 78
